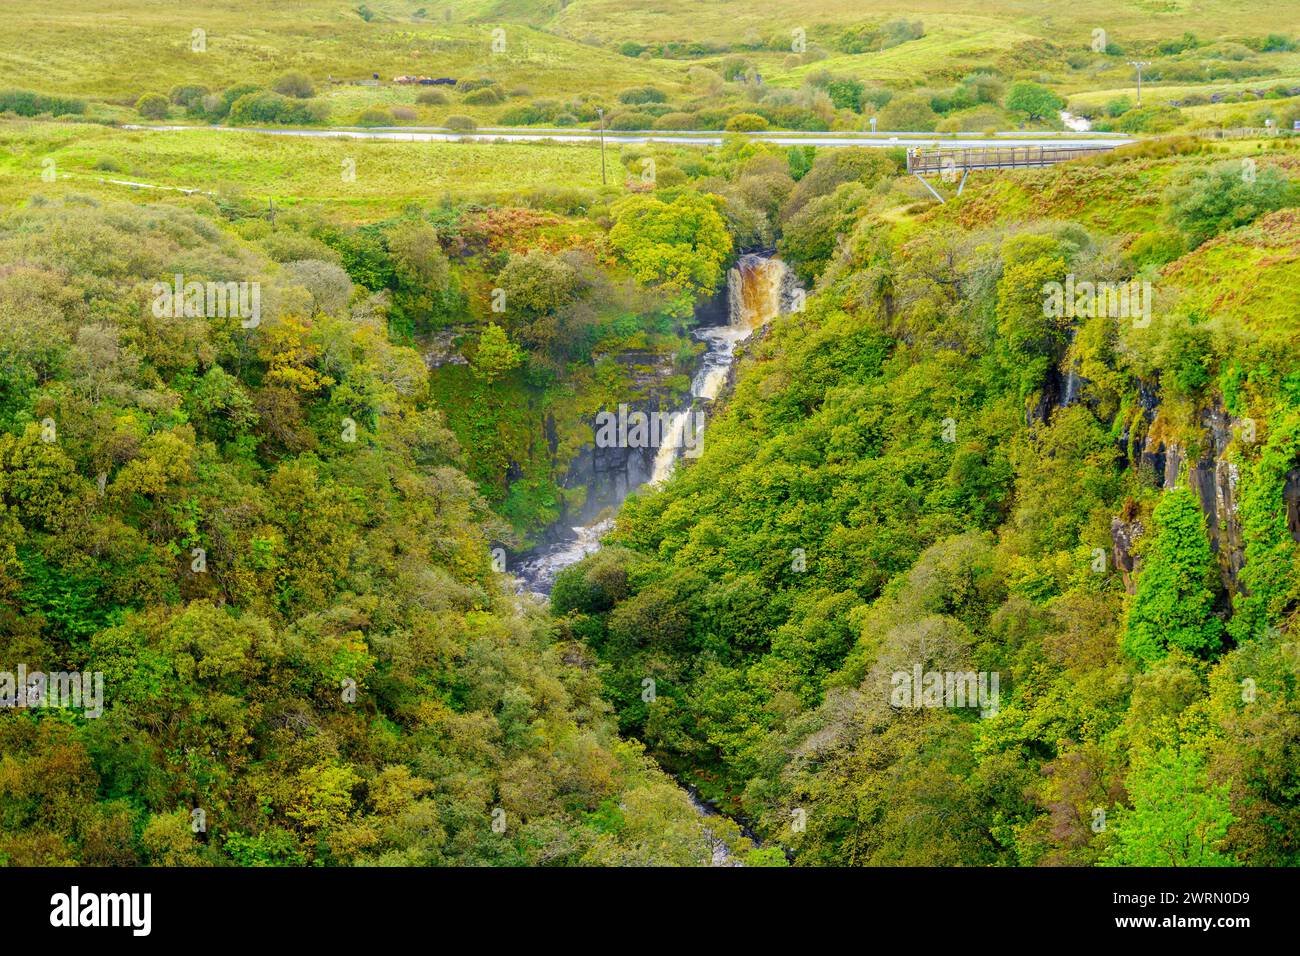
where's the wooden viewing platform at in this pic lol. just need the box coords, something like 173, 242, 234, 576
906, 143, 1118, 202
906, 143, 1117, 174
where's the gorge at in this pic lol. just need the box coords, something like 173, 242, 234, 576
512, 253, 801, 595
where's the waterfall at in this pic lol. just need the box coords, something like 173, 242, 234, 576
513, 254, 801, 594
649, 409, 692, 484
649, 255, 794, 487
728, 253, 794, 329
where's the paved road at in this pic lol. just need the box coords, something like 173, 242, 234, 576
124, 123, 1134, 150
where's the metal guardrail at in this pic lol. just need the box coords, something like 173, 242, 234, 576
1193, 126, 1298, 140
906, 144, 1116, 174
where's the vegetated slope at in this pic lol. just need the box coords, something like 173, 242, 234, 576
552, 138, 1300, 865
0, 194, 762, 866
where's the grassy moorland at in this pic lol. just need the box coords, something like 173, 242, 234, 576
3, 0, 1300, 133
0, 119, 614, 212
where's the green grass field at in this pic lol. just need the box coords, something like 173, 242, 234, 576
3, 1, 1300, 132
0, 118, 620, 213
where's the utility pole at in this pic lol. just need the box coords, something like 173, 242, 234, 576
1128, 61, 1150, 107
597, 107, 606, 185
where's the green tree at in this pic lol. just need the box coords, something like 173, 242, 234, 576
472, 323, 524, 382
1004, 82, 1065, 121
608, 193, 732, 314
272, 71, 315, 98
1102, 749, 1235, 866
1123, 487, 1224, 664
497, 250, 578, 315
135, 92, 169, 119
877, 92, 939, 131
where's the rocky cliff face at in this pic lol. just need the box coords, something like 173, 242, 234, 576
1113, 391, 1300, 597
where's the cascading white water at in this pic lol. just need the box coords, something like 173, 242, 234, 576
514, 254, 799, 595
649, 410, 692, 484
647, 254, 793, 481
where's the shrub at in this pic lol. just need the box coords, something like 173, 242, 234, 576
272, 71, 316, 99
821, 77, 865, 112
416, 89, 448, 105
498, 105, 543, 125
608, 111, 655, 130
135, 93, 170, 119
0, 89, 86, 117
457, 78, 499, 93
390, 106, 417, 122
720, 56, 752, 81
1122, 487, 1223, 664
877, 93, 938, 131
726, 112, 769, 132
553, 112, 578, 126
462, 87, 504, 106
1114, 105, 1181, 133
354, 104, 394, 125
618, 86, 667, 105
207, 83, 261, 121
168, 84, 210, 108
1166, 161, 1297, 247
227, 90, 327, 125
444, 114, 477, 130
652, 111, 697, 130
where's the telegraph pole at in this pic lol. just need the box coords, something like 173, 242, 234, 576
1128, 61, 1150, 106
597, 107, 606, 185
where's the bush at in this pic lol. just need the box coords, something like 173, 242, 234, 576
498, 105, 543, 125
554, 112, 578, 126
272, 71, 316, 99
206, 83, 260, 121
608, 111, 655, 130
1166, 161, 1297, 247
228, 90, 327, 125
877, 93, 938, 131
457, 78, 499, 93
135, 93, 170, 120
1114, 105, 1181, 133
462, 87, 504, 106
726, 112, 769, 132
720, 56, 752, 81
497, 249, 581, 317
652, 112, 697, 130
0, 89, 86, 117
168, 84, 210, 108
390, 106, 417, 122
618, 86, 667, 105
444, 114, 477, 130
416, 89, 448, 105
